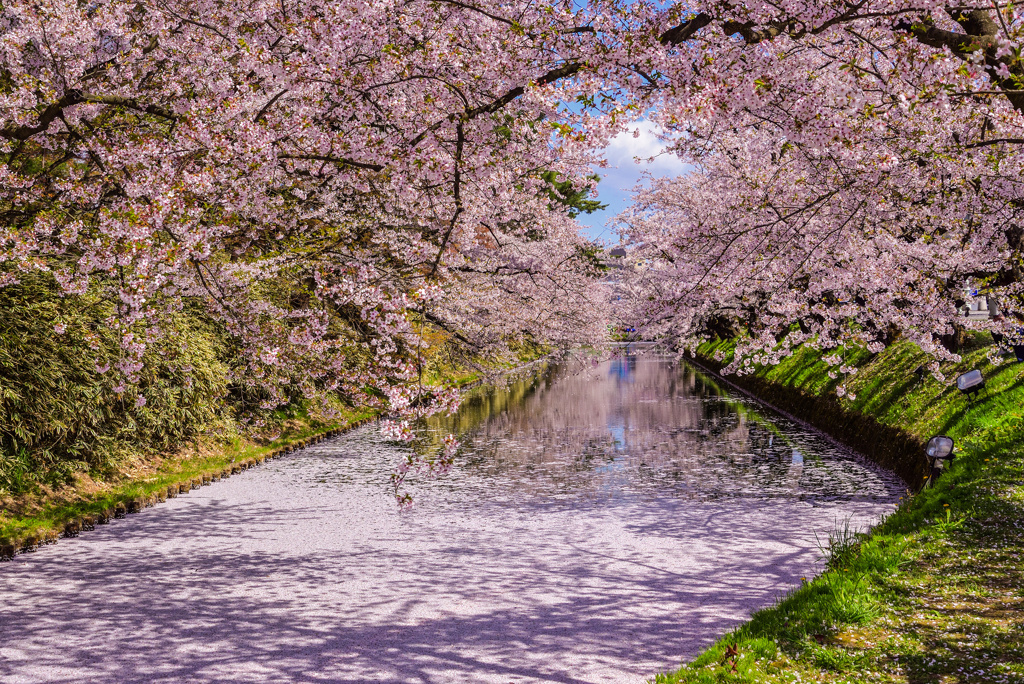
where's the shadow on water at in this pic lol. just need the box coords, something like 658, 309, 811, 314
0, 353, 903, 684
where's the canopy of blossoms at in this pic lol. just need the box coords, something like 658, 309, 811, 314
2, 0, 1022, 409
0, 0, 619, 430
616, 1, 1024, 378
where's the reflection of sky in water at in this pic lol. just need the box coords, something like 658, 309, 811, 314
609, 356, 636, 383
297, 355, 904, 510
607, 420, 626, 450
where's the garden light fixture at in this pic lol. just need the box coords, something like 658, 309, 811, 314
955, 369, 985, 397
925, 435, 955, 487
926, 435, 954, 461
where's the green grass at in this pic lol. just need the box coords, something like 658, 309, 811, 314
655, 339, 1024, 684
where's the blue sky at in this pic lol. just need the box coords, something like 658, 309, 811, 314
575, 119, 689, 243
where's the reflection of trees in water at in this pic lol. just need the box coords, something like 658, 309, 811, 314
414, 356, 898, 501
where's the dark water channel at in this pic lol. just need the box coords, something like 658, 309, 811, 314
0, 353, 904, 684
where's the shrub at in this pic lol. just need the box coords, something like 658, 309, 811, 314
0, 273, 229, 491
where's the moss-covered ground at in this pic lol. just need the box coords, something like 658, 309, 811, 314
656, 339, 1024, 684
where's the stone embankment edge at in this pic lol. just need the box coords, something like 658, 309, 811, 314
687, 352, 927, 488
0, 415, 378, 562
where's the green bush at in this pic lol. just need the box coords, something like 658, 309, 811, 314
0, 274, 229, 492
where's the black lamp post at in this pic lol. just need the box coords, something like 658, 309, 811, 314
956, 369, 985, 398
925, 435, 955, 487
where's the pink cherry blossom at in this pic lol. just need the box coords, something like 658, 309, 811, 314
0, 0, 612, 436
615, 2, 1024, 375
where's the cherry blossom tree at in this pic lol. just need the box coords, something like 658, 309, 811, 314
6, 0, 1024, 416
616, 1, 1024, 377
0, 0, 615, 430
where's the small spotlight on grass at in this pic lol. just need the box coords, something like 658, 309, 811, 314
955, 369, 985, 398
925, 435, 955, 487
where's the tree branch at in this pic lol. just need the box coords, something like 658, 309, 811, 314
412, 308, 482, 348
82, 94, 177, 120
430, 121, 465, 277
254, 89, 288, 123
902, 22, 1000, 56
964, 137, 1024, 148
1, 91, 83, 140
1, 91, 176, 140
408, 62, 582, 148
660, 13, 712, 44
278, 153, 384, 171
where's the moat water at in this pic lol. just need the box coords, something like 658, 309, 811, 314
0, 353, 903, 684
389, 353, 902, 506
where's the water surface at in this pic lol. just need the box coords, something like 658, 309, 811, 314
0, 354, 902, 684
389, 353, 901, 506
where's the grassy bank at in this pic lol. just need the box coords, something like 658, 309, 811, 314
656, 340, 1024, 684
0, 270, 554, 557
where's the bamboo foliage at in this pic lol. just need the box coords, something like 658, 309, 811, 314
0, 274, 228, 492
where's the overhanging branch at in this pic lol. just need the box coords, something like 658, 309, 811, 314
1, 91, 176, 141
408, 62, 582, 148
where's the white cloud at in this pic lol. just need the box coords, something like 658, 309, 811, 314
576, 120, 690, 242
600, 119, 689, 179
